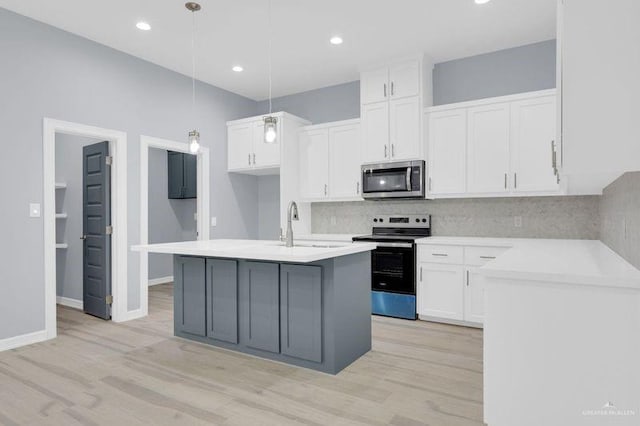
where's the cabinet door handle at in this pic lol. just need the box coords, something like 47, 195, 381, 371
383, 83, 387, 98
391, 81, 394, 96
356, 181, 360, 194
480, 256, 496, 260
551, 140, 557, 175
324, 184, 328, 196
466, 270, 469, 287
514, 173, 517, 189
384, 145, 388, 158
431, 253, 448, 257
252, 153, 256, 165
248, 153, 251, 166
391, 144, 395, 158
428, 177, 432, 191
504, 173, 507, 189
420, 266, 423, 281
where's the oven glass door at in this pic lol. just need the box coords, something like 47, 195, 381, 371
363, 167, 410, 193
371, 244, 415, 294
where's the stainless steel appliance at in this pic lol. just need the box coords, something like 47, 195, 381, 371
361, 160, 425, 199
352, 215, 430, 320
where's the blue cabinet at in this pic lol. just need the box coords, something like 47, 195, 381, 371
167, 151, 197, 199
206, 259, 238, 344
241, 262, 280, 353
280, 264, 322, 363
174, 256, 206, 337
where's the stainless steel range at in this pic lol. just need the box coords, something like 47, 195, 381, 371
352, 215, 431, 320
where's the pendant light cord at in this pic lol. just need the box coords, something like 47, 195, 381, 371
191, 9, 196, 125
268, 0, 273, 114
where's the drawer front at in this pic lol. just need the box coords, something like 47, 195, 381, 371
418, 245, 464, 264
464, 246, 509, 266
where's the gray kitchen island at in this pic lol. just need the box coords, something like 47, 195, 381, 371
132, 239, 376, 374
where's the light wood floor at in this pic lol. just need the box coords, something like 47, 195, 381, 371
0, 284, 484, 425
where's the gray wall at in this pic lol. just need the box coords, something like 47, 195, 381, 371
148, 148, 197, 280
433, 40, 557, 105
55, 134, 104, 301
0, 8, 259, 340
255, 81, 360, 124
257, 176, 281, 240
600, 172, 640, 269
312, 196, 600, 240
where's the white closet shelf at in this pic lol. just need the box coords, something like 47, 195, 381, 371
55, 182, 67, 189
56, 243, 68, 249
55, 213, 68, 219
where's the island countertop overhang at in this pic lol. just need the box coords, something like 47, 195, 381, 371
131, 239, 377, 263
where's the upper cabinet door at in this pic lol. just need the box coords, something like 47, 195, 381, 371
167, 151, 185, 199
389, 97, 421, 161
510, 96, 559, 193
361, 68, 389, 105
329, 124, 361, 199
389, 60, 420, 100
428, 109, 467, 195
467, 103, 510, 193
228, 123, 253, 171
362, 102, 390, 163
252, 119, 281, 168
299, 129, 329, 199
182, 152, 198, 199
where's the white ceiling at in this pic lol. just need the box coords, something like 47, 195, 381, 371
0, 0, 556, 101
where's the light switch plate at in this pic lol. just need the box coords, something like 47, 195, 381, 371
30, 203, 41, 218
211, 217, 217, 227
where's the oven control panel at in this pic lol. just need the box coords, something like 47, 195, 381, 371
372, 215, 430, 228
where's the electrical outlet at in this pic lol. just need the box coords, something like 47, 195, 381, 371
330, 216, 337, 226
514, 216, 523, 228
211, 217, 217, 227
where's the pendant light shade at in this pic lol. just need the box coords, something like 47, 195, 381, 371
188, 130, 200, 154
264, 116, 278, 144
186, 2, 201, 154
263, 0, 277, 144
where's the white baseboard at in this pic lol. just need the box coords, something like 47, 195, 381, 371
0, 329, 49, 352
148, 275, 173, 286
56, 296, 83, 310
114, 308, 146, 323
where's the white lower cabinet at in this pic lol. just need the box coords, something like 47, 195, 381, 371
417, 244, 509, 327
418, 263, 464, 320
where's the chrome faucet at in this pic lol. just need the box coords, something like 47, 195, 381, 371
285, 201, 299, 247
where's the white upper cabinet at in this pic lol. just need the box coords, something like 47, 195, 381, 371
510, 96, 559, 193
466, 103, 511, 194
299, 120, 362, 201
428, 109, 467, 195
427, 90, 559, 198
360, 56, 432, 164
299, 129, 329, 199
328, 124, 361, 199
227, 122, 254, 171
362, 102, 390, 163
361, 68, 390, 105
389, 60, 421, 99
389, 97, 421, 160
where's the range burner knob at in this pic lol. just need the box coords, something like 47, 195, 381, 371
422, 218, 427, 223
379, 218, 384, 222
373, 218, 378, 223
415, 218, 420, 223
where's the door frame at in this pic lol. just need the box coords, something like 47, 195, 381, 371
43, 118, 128, 340
139, 135, 210, 318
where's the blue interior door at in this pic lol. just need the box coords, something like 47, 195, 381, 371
82, 141, 112, 320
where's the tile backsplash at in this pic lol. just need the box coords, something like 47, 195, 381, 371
600, 171, 640, 269
311, 196, 601, 239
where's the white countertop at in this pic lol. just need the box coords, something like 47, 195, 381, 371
417, 236, 640, 290
131, 239, 376, 263
295, 234, 363, 242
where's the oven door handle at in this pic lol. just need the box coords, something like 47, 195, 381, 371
406, 167, 411, 190
375, 242, 414, 248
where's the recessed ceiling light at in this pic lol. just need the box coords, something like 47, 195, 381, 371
329, 36, 343, 45
475, 0, 491, 4
232, 65, 244, 73
136, 21, 151, 31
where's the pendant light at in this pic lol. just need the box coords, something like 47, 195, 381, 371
186, 2, 201, 154
263, 0, 277, 144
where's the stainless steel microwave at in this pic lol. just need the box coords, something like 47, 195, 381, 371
361, 160, 425, 199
